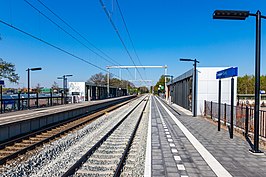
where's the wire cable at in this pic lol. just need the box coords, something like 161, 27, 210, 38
35, 0, 135, 80
0, 18, 121, 77
24, 0, 117, 66
99, 0, 146, 83
115, 0, 143, 66
115, 0, 148, 81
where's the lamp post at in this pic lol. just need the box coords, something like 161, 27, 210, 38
165, 75, 173, 103
57, 74, 73, 104
213, 10, 266, 153
180, 58, 199, 117
26, 67, 42, 109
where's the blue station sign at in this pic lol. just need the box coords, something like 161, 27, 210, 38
0, 80, 4, 85
216, 67, 238, 79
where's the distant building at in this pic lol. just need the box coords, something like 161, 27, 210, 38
68, 82, 127, 102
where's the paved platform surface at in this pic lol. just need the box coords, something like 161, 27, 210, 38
148, 95, 266, 177
0, 96, 132, 126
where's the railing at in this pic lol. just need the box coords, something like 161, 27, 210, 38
0, 93, 67, 114
204, 101, 266, 138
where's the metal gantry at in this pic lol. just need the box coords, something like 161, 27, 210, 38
106, 65, 168, 97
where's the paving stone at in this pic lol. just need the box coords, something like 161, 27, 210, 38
163, 100, 266, 177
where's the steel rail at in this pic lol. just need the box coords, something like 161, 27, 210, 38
0, 97, 136, 165
61, 95, 148, 177
114, 96, 149, 176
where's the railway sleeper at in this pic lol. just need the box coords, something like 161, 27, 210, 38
3, 146, 23, 151
75, 170, 113, 176
0, 150, 16, 155
29, 137, 45, 141
22, 139, 39, 144
35, 134, 53, 138
13, 143, 32, 147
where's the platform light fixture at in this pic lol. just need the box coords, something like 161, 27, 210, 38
26, 67, 42, 109
179, 58, 199, 117
213, 10, 250, 20
213, 9, 266, 153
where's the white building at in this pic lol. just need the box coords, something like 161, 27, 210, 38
68, 82, 128, 102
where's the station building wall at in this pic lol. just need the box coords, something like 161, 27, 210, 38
169, 67, 237, 116
197, 67, 237, 115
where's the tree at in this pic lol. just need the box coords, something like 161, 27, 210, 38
34, 83, 42, 93
153, 75, 170, 95
138, 86, 149, 94
0, 58, 19, 83
51, 81, 59, 92
88, 72, 135, 89
237, 75, 266, 94
88, 72, 107, 85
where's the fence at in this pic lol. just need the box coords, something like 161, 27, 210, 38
204, 101, 266, 139
0, 93, 67, 114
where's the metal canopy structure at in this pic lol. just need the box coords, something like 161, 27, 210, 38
106, 65, 168, 97
106, 66, 167, 69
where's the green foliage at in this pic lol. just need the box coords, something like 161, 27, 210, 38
0, 58, 19, 83
138, 86, 149, 94
237, 75, 266, 94
88, 72, 151, 95
153, 75, 170, 94
51, 81, 60, 92
88, 72, 134, 88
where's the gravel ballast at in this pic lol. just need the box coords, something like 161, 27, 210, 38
0, 97, 144, 177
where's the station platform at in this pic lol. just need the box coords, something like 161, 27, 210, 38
145, 96, 266, 177
0, 95, 134, 142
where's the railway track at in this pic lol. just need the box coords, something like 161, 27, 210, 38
61, 95, 149, 177
0, 98, 136, 166
157, 96, 181, 116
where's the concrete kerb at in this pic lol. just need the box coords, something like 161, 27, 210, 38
0, 96, 135, 142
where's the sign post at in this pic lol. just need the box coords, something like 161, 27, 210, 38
0, 80, 4, 114
216, 67, 238, 138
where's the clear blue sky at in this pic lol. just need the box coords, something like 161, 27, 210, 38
1, 0, 266, 88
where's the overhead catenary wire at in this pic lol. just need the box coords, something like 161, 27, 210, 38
0, 18, 121, 77
115, 0, 143, 67
115, 0, 148, 81
35, 0, 135, 80
24, 0, 117, 66
99, 0, 146, 84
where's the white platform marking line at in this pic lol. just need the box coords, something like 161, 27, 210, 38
155, 97, 232, 177
144, 96, 152, 177
169, 143, 176, 147
174, 156, 181, 161
168, 139, 173, 142
171, 148, 178, 153
177, 164, 186, 171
